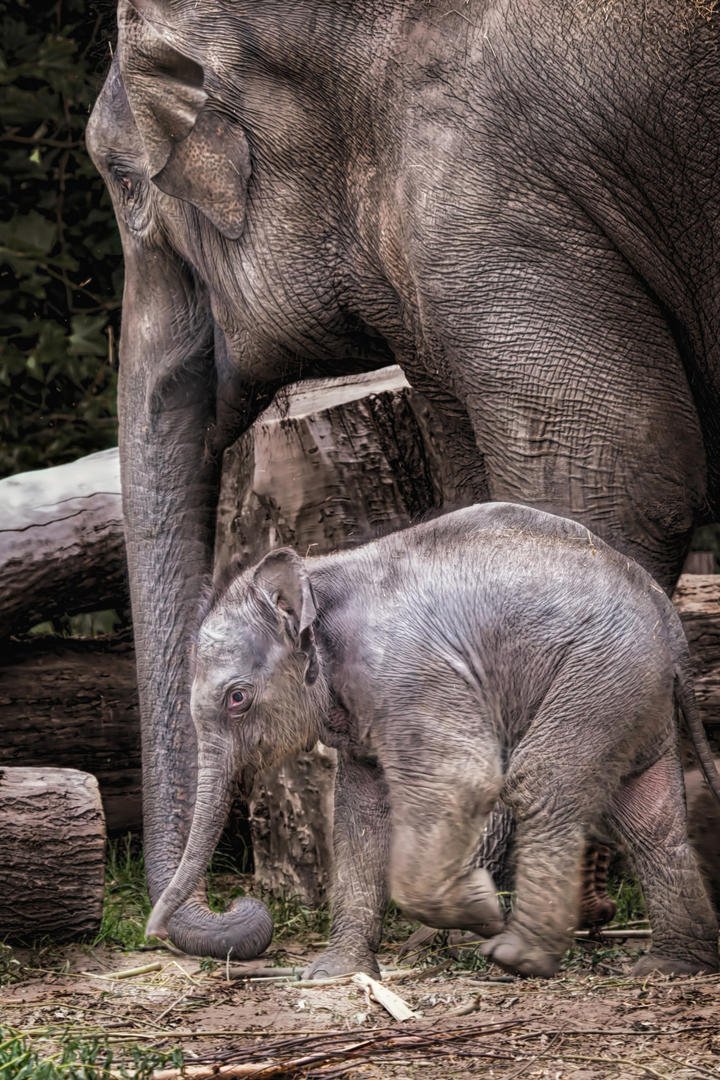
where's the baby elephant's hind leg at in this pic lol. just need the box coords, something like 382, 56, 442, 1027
608, 752, 718, 976
384, 717, 504, 938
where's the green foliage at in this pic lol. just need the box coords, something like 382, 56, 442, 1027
0, 0, 121, 478
0, 1025, 181, 1080
96, 835, 152, 951
608, 873, 646, 924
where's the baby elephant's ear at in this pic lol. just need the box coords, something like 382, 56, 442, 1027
254, 549, 319, 684
253, 549, 316, 637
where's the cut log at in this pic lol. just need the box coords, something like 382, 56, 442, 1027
0, 766, 106, 941
0, 634, 141, 834
0, 448, 126, 637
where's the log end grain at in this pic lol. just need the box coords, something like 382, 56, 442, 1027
0, 766, 106, 941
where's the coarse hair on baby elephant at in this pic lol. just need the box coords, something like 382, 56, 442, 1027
146, 503, 720, 979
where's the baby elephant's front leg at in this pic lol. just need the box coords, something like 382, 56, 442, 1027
303, 752, 391, 979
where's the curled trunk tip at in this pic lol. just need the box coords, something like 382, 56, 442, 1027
162, 895, 274, 959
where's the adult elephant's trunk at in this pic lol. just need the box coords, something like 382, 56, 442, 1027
146, 738, 273, 956
115, 238, 271, 959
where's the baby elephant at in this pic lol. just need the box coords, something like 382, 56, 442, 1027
147, 503, 720, 979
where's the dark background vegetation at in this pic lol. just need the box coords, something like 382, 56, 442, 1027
0, 0, 120, 479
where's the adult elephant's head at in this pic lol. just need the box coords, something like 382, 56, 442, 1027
146, 550, 328, 944
89, 0, 251, 246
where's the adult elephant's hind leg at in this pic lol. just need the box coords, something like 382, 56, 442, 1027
607, 753, 719, 975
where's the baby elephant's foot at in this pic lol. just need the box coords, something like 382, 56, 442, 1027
481, 930, 562, 978
632, 951, 719, 978
303, 947, 380, 981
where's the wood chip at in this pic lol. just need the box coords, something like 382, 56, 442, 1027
351, 972, 418, 1022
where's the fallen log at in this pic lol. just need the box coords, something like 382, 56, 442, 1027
673, 575, 720, 733
0, 448, 126, 638
0, 766, 106, 941
0, 633, 141, 835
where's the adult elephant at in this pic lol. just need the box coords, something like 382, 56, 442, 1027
87, 0, 720, 960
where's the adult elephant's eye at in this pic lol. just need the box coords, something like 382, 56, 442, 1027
230, 690, 245, 706
110, 163, 136, 199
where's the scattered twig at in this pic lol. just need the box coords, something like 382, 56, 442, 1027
221, 966, 305, 981
153, 993, 188, 1025
81, 962, 163, 980
574, 928, 652, 940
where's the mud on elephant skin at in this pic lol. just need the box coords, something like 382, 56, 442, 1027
146, 504, 720, 979
88, 0, 720, 958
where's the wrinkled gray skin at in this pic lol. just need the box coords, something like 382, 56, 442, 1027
87, 0, 720, 958
147, 504, 720, 979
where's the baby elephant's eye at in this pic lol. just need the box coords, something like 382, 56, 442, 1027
227, 686, 251, 715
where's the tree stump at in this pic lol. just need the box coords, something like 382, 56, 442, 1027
0, 767, 106, 941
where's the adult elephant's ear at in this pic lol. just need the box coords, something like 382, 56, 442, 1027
117, 0, 250, 239
254, 550, 319, 685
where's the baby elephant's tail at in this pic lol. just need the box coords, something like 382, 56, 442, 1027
674, 655, 720, 804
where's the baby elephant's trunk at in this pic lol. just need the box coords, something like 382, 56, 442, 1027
146, 739, 273, 959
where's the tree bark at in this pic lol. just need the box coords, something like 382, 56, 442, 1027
672, 575, 720, 745
0, 448, 126, 637
215, 368, 468, 569
0, 767, 106, 941
0, 634, 141, 835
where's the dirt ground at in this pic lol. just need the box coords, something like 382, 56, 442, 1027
2, 930, 720, 1079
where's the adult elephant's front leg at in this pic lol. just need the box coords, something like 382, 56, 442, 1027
120, 244, 272, 959
304, 752, 391, 979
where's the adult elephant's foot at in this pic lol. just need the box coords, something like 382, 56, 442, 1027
480, 930, 562, 978
303, 946, 380, 980
632, 951, 719, 977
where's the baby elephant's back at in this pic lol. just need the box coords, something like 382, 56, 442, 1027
368, 502, 678, 709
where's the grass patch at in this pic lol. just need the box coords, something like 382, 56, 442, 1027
95, 835, 151, 950
608, 873, 647, 924
0, 1026, 181, 1080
